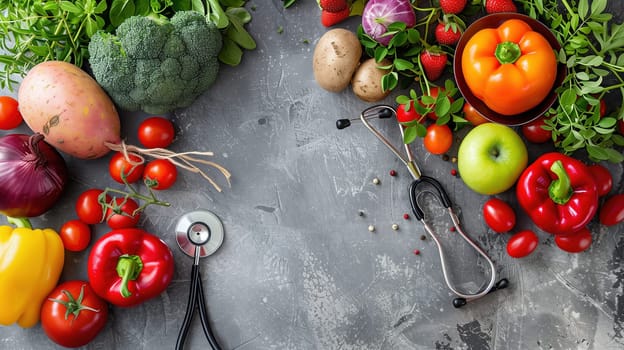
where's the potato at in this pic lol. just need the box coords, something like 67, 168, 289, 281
351, 58, 392, 102
18, 61, 121, 159
313, 28, 362, 92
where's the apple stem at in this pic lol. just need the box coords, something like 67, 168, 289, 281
548, 160, 573, 205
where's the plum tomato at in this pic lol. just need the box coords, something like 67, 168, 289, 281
108, 152, 145, 184
0, 96, 23, 130
521, 116, 552, 143
143, 159, 178, 190
59, 220, 91, 252
599, 194, 624, 226
138, 116, 175, 148
75, 189, 110, 225
587, 164, 612, 197
396, 100, 420, 123
423, 123, 453, 155
506, 230, 539, 258
462, 102, 488, 126
105, 197, 141, 229
41, 281, 108, 348
482, 198, 516, 233
554, 227, 592, 253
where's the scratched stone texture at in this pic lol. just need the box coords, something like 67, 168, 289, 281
1, 1, 623, 349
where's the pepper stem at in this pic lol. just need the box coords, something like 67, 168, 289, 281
7, 216, 32, 229
495, 42, 522, 64
548, 160, 573, 205
116, 254, 144, 298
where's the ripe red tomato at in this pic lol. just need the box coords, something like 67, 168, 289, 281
521, 116, 552, 143
0, 96, 23, 130
396, 100, 421, 123
138, 117, 175, 148
506, 230, 539, 258
554, 227, 592, 253
41, 281, 108, 348
105, 197, 141, 229
587, 164, 612, 197
462, 102, 488, 126
75, 189, 110, 225
599, 194, 624, 226
422, 87, 454, 120
143, 159, 178, 190
482, 198, 516, 233
109, 152, 145, 184
423, 123, 453, 154
59, 220, 91, 252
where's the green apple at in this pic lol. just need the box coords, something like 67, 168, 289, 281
458, 123, 528, 195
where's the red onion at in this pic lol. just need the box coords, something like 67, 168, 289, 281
0, 133, 68, 217
362, 0, 417, 46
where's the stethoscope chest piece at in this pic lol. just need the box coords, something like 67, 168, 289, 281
175, 210, 224, 258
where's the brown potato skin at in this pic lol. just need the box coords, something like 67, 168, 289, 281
351, 58, 392, 102
313, 29, 362, 93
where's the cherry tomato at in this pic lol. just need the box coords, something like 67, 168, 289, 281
138, 117, 175, 148
75, 189, 110, 225
506, 230, 539, 258
59, 220, 91, 252
423, 123, 453, 155
521, 116, 552, 143
0, 96, 23, 130
105, 197, 141, 229
422, 87, 454, 120
41, 280, 108, 348
554, 227, 592, 253
482, 198, 516, 233
396, 100, 421, 123
588, 164, 612, 197
462, 102, 488, 126
599, 194, 624, 226
143, 159, 178, 190
108, 152, 145, 184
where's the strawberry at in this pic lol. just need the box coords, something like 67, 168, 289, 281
319, 0, 348, 13
435, 22, 462, 45
321, 7, 350, 27
485, 0, 517, 14
439, 0, 467, 14
420, 50, 448, 81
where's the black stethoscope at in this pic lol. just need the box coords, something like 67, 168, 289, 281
337, 105, 509, 307
175, 210, 224, 350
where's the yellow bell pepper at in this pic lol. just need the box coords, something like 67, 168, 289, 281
0, 218, 64, 328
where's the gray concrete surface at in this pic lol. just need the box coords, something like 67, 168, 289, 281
1, 1, 624, 349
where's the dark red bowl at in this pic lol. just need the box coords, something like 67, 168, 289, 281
453, 13, 566, 126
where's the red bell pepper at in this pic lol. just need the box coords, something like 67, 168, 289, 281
516, 152, 598, 235
87, 228, 174, 307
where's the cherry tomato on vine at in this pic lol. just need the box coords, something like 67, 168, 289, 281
554, 227, 592, 253
396, 100, 420, 123
138, 117, 175, 148
41, 281, 108, 348
482, 198, 516, 233
599, 194, 624, 226
506, 230, 539, 258
521, 116, 552, 144
422, 87, 453, 121
143, 159, 177, 190
59, 220, 91, 252
105, 197, 140, 229
588, 164, 612, 197
109, 152, 145, 184
423, 123, 453, 155
0, 96, 23, 130
462, 102, 488, 126
75, 189, 110, 225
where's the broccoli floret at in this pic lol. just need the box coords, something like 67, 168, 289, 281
88, 11, 222, 114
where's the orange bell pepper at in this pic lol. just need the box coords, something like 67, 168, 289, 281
461, 19, 557, 116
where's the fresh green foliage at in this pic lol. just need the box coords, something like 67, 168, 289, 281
88, 11, 222, 114
0, 0, 108, 90
521, 0, 624, 162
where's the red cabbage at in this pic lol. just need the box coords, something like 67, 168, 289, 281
362, 0, 417, 46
